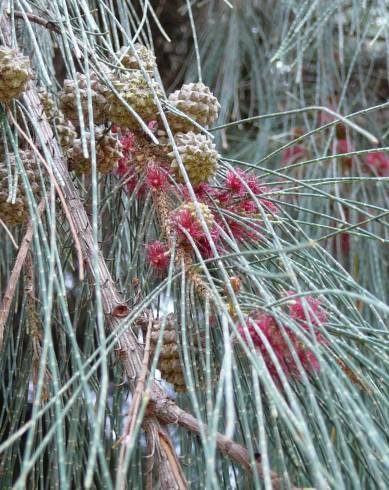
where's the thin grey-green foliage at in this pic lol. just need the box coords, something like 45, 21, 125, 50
0, 1, 389, 489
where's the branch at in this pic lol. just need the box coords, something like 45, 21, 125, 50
11, 10, 60, 34
0, 200, 45, 350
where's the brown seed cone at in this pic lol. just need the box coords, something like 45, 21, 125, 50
67, 129, 122, 175
52, 115, 77, 152
38, 88, 57, 120
59, 72, 109, 126
168, 132, 219, 184
150, 316, 186, 393
167, 82, 220, 133
108, 71, 163, 129
38, 89, 77, 152
0, 151, 39, 226
0, 47, 32, 103
116, 43, 156, 72
127, 131, 170, 173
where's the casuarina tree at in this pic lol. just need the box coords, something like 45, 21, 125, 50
1, 1, 389, 488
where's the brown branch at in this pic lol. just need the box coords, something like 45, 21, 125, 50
116, 316, 154, 489
144, 417, 188, 490
0, 200, 45, 350
11, 10, 60, 34
148, 394, 297, 490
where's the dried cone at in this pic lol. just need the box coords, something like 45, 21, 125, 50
0, 151, 40, 226
150, 317, 186, 393
38, 88, 57, 120
0, 47, 32, 103
53, 116, 77, 152
167, 82, 220, 133
67, 129, 122, 175
168, 132, 219, 184
116, 43, 156, 72
108, 71, 162, 129
38, 89, 77, 152
59, 73, 109, 126
128, 131, 169, 173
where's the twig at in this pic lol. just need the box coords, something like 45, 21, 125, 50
143, 417, 188, 490
116, 316, 153, 489
11, 10, 60, 34
0, 200, 45, 350
0, 218, 19, 249
148, 393, 297, 490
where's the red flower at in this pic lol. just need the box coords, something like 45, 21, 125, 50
196, 227, 221, 258
365, 151, 389, 177
116, 160, 144, 194
171, 208, 206, 240
146, 164, 169, 191
181, 183, 216, 203
146, 241, 170, 270
224, 169, 258, 196
119, 131, 137, 154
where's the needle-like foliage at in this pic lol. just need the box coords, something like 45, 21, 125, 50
0, 1, 388, 489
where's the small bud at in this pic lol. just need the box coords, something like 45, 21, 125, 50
224, 276, 241, 296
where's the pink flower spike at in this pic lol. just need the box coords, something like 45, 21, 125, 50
237, 312, 324, 381
146, 241, 170, 270
197, 227, 221, 258
119, 131, 137, 154
225, 170, 248, 196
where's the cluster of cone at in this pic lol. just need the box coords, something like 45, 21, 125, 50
150, 316, 186, 393
0, 47, 38, 226
52, 43, 221, 182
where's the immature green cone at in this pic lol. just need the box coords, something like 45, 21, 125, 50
108, 71, 162, 129
150, 317, 186, 393
59, 73, 109, 126
116, 43, 156, 72
168, 132, 219, 184
0, 47, 32, 103
0, 151, 39, 226
67, 129, 122, 175
167, 82, 220, 132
